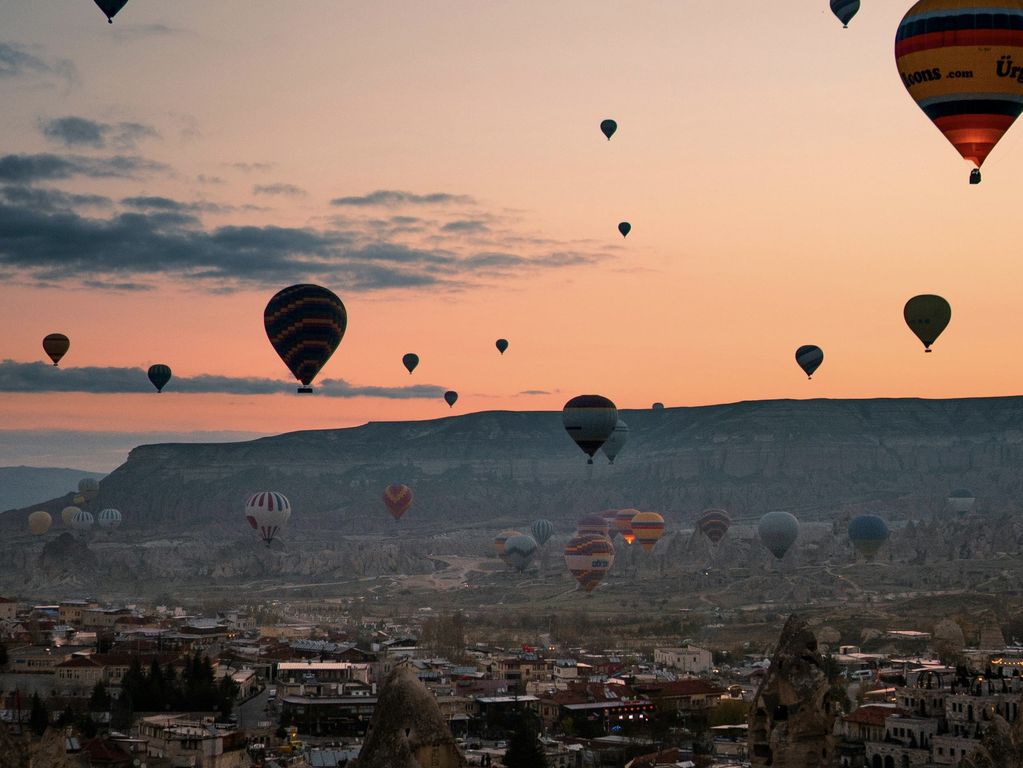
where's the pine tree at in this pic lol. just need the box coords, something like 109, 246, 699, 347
89, 681, 111, 711
29, 692, 49, 737
503, 714, 548, 768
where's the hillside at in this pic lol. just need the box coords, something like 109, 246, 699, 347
0, 466, 104, 513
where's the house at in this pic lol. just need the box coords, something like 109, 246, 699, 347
0, 597, 18, 621
140, 714, 251, 767
653, 646, 714, 676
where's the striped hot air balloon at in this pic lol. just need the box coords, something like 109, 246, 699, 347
71, 509, 94, 531
631, 512, 665, 552
698, 508, 731, 545
564, 533, 615, 592
504, 534, 538, 571
531, 519, 554, 547
495, 530, 522, 565
245, 491, 291, 546
43, 333, 70, 366
383, 484, 413, 520
615, 509, 639, 545
795, 345, 824, 379
147, 364, 172, 393
264, 284, 347, 393
577, 514, 610, 538
896, 0, 1023, 184
97, 508, 122, 529
830, 0, 860, 28
562, 395, 618, 464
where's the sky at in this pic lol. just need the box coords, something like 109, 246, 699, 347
2, 1, 1023, 471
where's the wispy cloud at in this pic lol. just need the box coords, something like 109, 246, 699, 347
40, 116, 158, 150
0, 153, 168, 183
0, 42, 76, 84
0, 360, 447, 399
331, 190, 474, 207
1, 185, 111, 211
253, 183, 306, 198
442, 219, 490, 234
121, 195, 231, 214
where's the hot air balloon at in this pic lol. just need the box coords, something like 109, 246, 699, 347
94, 0, 129, 23
895, 1, 1023, 183
78, 478, 99, 502
618, 222, 631, 238
758, 511, 799, 560
564, 533, 615, 592
615, 509, 639, 544
601, 419, 629, 464
72, 495, 86, 506
97, 508, 122, 529
43, 334, 69, 366
562, 395, 617, 464
848, 514, 889, 559
947, 488, 976, 515
904, 295, 951, 352
71, 509, 94, 531
495, 339, 509, 355
444, 391, 458, 407
245, 491, 291, 546
652, 402, 665, 411
531, 519, 554, 547
600, 119, 618, 140
28, 511, 51, 536
631, 512, 665, 552
383, 484, 413, 520
264, 284, 347, 393
504, 534, 538, 572
577, 514, 610, 538
495, 529, 522, 565
830, 0, 859, 28
698, 508, 731, 545
402, 353, 420, 374
795, 345, 824, 379
61, 506, 80, 527
147, 364, 172, 393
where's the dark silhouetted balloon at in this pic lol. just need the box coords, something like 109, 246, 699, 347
758, 511, 799, 560
600, 119, 617, 140
43, 334, 69, 366
698, 508, 731, 545
531, 519, 554, 547
562, 395, 618, 464
618, 222, 631, 238
830, 0, 859, 27
904, 295, 951, 352
402, 353, 419, 374
383, 484, 413, 520
848, 514, 889, 559
147, 364, 172, 393
652, 402, 665, 411
795, 345, 824, 379
496, 339, 509, 355
94, 0, 129, 23
564, 533, 615, 592
264, 284, 347, 392
601, 419, 629, 464
444, 390, 458, 407
896, 1, 1023, 183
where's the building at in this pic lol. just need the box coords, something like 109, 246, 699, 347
654, 646, 714, 676
280, 694, 378, 736
139, 714, 251, 767
0, 597, 18, 621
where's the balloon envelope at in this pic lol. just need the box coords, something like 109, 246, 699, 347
444, 391, 458, 407
830, 0, 859, 27
618, 222, 631, 238
28, 510, 51, 536
795, 345, 824, 379
615, 509, 639, 544
264, 284, 347, 391
601, 419, 629, 464
631, 511, 665, 552
848, 514, 889, 559
577, 514, 610, 538
652, 402, 665, 411
495, 529, 522, 565
94, 0, 129, 22
383, 484, 413, 520
531, 519, 554, 547
43, 334, 69, 366
600, 119, 618, 140
78, 478, 99, 501
562, 395, 618, 464
895, 1, 1023, 175
758, 511, 799, 560
61, 506, 80, 527
97, 508, 122, 529
564, 533, 615, 592
504, 534, 538, 571
71, 509, 94, 531
904, 295, 951, 351
402, 353, 419, 374
698, 508, 731, 545
147, 364, 172, 393
245, 491, 291, 546
496, 339, 509, 354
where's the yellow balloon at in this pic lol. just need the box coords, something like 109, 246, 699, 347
28, 510, 52, 536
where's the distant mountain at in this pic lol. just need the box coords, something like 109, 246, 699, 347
0, 467, 104, 513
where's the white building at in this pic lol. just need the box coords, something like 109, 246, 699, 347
654, 645, 713, 675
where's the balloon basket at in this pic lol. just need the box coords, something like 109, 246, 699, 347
297, 386, 313, 393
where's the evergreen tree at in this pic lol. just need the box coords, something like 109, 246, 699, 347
77, 711, 98, 739
57, 705, 75, 727
0, 642, 8, 669
29, 693, 49, 737
89, 681, 111, 712
503, 715, 547, 768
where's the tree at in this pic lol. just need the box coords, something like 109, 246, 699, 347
29, 692, 49, 737
0, 642, 8, 669
89, 681, 111, 712
503, 715, 548, 768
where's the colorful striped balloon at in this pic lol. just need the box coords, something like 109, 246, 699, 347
615, 509, 639, 544
97, 508, 122, 529
383, 484, 413, 520
264, 284, 347, 393
830, 0, 860, 28
631, 511, 666, 552
895, 1, 1023, 180
564, 533, 615, 593
494, 529, 522, 565
577, 514, 610, 538
531, 519, 554, 547
245, 491, 291, 546
698, 508, 731, 545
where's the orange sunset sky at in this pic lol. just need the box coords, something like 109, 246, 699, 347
2, 1, 1022, 470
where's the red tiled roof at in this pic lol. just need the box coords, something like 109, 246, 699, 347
634, 679, 727, 698
845, 705, 904, 727
81, 738, 132, 764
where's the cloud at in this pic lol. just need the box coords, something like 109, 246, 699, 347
0, 153, 168, 183
253, 183, 307, 198
196, 174, 225, 185
110, 23, 194, 42
0, 42, 76, 84
0, 185, 111, 211
0, 360, 446, 399
226, 162, 274, 173
518, 390, 552, 396
121, 195, 231, 214
441, 219, 490, 234
331, 190, 474, 207
40, 116, 159, 149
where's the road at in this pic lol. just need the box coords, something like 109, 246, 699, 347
237, 686, 273, 733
